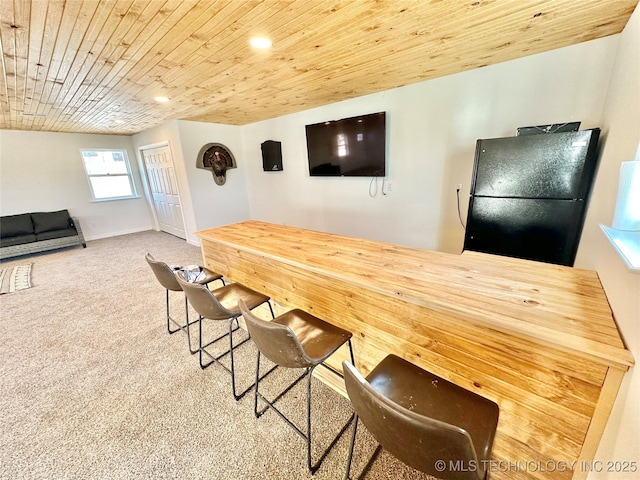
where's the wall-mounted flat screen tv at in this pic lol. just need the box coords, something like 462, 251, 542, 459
305, 112, 386, 177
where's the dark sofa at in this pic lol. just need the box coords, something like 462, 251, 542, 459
0, 209, 86, 260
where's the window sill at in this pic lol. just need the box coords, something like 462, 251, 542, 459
90, 195, 141, 203
600, 225, 640, 274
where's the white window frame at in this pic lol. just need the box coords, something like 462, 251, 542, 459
80, 148, 138, 201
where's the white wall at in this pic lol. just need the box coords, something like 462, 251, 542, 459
241, 36, 619, 252
0, 130, 152, 240
176, 120, 250, 234
584, 5, 640, 479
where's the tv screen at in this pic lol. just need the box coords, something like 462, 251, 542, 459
305, 112, 386, 177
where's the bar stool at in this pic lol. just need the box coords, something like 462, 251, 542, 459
238, 299, 355, 474
175, 273, 275, 400
342, 354, 499, 480
145, 252, 224, 353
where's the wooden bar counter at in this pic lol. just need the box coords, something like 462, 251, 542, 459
197, 220, 633, 480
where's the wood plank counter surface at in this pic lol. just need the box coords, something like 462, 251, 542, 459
197, 221, 633, 480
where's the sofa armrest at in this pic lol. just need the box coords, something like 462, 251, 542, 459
70, 217, 87, 247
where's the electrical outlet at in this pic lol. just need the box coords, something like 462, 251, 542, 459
456, 183, 463, 191
386, 182, 393, 192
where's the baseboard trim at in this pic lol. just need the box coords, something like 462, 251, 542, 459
84, 227, 154, 242
85, 228, 202, 248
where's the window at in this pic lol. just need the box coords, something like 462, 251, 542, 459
601, 159, 640, 273
80, 149, 137, 201
612, 160, 640, 230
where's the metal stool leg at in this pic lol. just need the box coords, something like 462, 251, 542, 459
306, 363, 355, 473
165, 289, 206, 355
166, 289, 199, 335
198, 316, 249, 369
183, 277, 225, 354
166, 289, 179, 334
343, 414, 359, 480
200, 301, 277, 401
184, 295, 198, 354
253, 338, 356, 473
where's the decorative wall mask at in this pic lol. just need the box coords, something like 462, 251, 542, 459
196, 143, 237, 185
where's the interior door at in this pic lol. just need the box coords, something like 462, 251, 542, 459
141, 145, 186, 239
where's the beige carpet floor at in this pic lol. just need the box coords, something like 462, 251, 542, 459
0, 230, 432, 479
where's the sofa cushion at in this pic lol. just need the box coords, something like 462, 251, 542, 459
0, 213, 34, 238
31, 210, 72, 234
0, 233, 37, 247
36, 228, 78, 241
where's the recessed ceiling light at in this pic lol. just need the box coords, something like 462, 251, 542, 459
250, 37, 272, 49
114, 119, 125, 124
154, 96, 169, 103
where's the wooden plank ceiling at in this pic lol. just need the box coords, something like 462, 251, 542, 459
1, 0, 637, 135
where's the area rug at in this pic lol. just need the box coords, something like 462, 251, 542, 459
0, 263, 33, 294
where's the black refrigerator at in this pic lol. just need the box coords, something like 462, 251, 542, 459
463, 129, 600, 267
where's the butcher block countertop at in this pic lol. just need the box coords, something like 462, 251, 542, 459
197, 220, 633, 370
